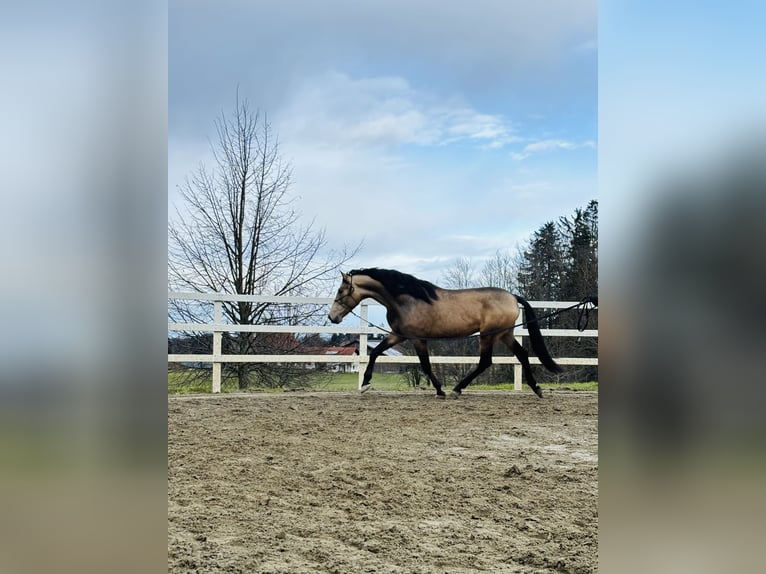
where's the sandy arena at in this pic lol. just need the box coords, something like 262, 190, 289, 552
168, 390, 598, 573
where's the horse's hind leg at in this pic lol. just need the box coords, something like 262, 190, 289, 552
451, 336, 495, 398
413, 339, 445, 398
502, 333, 543, 398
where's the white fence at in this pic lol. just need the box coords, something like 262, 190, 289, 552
168, 292, 598, 393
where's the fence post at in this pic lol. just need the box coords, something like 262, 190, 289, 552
357, 302, 369, 390
212, 300, 222, 393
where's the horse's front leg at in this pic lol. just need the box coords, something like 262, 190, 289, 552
361, 334, 404, 392
412, 339, 445, 398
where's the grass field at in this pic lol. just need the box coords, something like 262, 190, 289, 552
168, 370, 597, 394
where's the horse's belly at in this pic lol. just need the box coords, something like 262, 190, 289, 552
398, 312, 482, 339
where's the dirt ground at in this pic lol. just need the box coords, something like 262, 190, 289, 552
168, 390, 598, 573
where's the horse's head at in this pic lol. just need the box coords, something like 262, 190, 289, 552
328, 272, 359, 323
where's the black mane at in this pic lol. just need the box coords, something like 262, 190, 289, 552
349, 268, 439, 304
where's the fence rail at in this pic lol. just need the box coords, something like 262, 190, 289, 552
168, 292, 598, 393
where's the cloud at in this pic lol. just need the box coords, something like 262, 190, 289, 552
510, 138, 596, 160
277, 71, 517, 151
440, 108, 523, 148
169, 0, 596, 127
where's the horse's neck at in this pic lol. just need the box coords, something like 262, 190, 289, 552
354, 276, 395, 309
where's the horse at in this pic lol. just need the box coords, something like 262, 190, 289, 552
327, 268, 563, 398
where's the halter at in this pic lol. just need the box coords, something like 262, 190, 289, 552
334, 275, 358, 313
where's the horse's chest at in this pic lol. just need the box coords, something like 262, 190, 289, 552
387, 307, 428, 335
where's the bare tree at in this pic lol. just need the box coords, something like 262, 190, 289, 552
440, 256, 476, 289
169, 93, 359, 389
480, 249, 520, 292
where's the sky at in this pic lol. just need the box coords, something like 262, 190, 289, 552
169, 0, 597, 284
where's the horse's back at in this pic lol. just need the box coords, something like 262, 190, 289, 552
418, 287, 519, 336
441, 286, 517, 307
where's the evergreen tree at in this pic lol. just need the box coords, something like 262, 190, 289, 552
515, 201, 598, 382
559, 199, 598, 301
517, 221, 566, 302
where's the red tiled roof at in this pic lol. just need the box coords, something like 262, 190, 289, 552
299, 346, 358, 356
319, 346, 357, 356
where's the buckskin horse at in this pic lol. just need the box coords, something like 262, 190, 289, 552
328, 268, 562, 398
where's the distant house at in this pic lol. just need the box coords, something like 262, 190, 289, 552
367, 339, 404, 357
298, 345, 358, 372
301, 342, 406, 373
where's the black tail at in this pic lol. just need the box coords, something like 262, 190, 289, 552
515, 296, 564, 374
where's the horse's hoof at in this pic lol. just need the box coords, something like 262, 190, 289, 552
360, 384, 372, 394
435, 393, 446, 400
449, 391, 461, 399
533, 387, 543, 398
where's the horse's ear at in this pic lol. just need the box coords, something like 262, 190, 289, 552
341, 271, 351, 283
